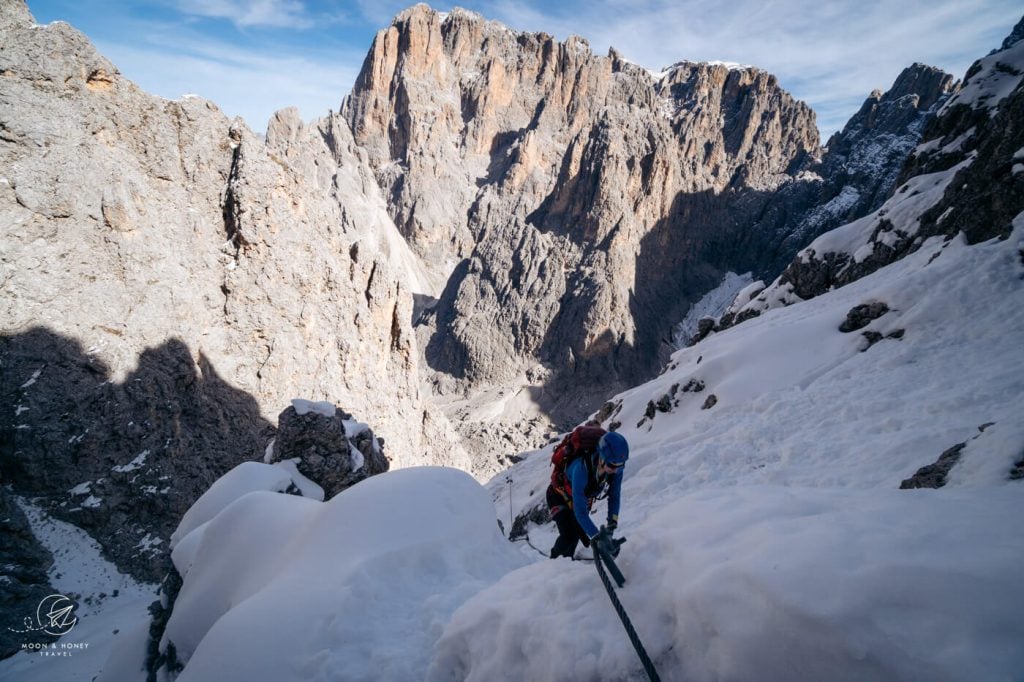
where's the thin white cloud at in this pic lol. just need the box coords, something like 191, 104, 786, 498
96, 36, 361, 132
353, 0, 416, 28
174, 0, 314, 29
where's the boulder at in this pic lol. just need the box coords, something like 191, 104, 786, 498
269, 402, 389, 499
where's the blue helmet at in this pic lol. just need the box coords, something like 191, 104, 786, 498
597, 431, 629, 466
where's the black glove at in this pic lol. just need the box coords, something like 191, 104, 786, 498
605, 519, 618, 534
596, 525, 622, 558
592, 527, 620, 559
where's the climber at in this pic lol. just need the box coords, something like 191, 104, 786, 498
547, 427, 629, 559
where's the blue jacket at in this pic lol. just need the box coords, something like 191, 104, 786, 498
566, 455, 622, 539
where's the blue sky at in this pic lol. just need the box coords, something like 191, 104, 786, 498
26, 1, 1022, 139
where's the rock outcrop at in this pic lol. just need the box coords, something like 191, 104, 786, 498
268, 401, 389, 498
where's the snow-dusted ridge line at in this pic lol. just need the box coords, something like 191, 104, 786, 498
648, 59, 758, 80
938, 36, 1024, 115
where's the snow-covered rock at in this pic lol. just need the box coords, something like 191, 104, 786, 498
132, 468, 526, 681
267, 401, 389, 499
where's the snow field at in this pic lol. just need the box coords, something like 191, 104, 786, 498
88, 220, 1023, 681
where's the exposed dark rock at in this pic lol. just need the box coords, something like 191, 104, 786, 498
593, 400, 622, 424
734, 308, 763, 325
656, 385, 679, 413
0, 328, 272, 583
1010, 454, 1024, 480
887, 329, 906, 340
900, 443, 966, 488
644, 401, 657, 421
861, 331, 885, 350
690, 318, 717, 346
682, 378, 706, 393
269, 404, 389, 499
839, 301, 891, 332
508, 501, 549, 540
702, 395, 718, 410
993, 15, 1024, 53
144, 559, 184, 682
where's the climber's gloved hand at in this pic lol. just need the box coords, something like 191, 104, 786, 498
605, 519, 618, 535
597, 525, 622, 558
592, 527, 619, 559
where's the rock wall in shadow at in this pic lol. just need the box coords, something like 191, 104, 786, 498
0, 327, 273, 583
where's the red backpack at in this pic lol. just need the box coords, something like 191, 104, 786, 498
550, 425, 606, 494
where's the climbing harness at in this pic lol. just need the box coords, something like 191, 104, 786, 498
593, 536, 661, 682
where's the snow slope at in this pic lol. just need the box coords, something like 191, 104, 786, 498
0, 499, 156, 682
115, 213, 1024, 681
471, 216, 1024, 679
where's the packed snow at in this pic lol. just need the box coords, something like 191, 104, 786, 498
478, 219, 1024, 679
290, 398, 336, 417
169, 461, 295, 548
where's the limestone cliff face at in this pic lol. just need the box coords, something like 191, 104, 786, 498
0, 2, 468, 581
343, 5, 820, 422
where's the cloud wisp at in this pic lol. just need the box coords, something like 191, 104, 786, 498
95, 20, 362, 131
173, 0, 315, 30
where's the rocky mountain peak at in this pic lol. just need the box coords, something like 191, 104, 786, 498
826, 64, 955, 152
713, 24, 1024, 330
885, 62, 957, 109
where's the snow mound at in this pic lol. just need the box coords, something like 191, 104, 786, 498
170, 461, 294, 549
435, 486, 1023, 680
161, 468, 527, 681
